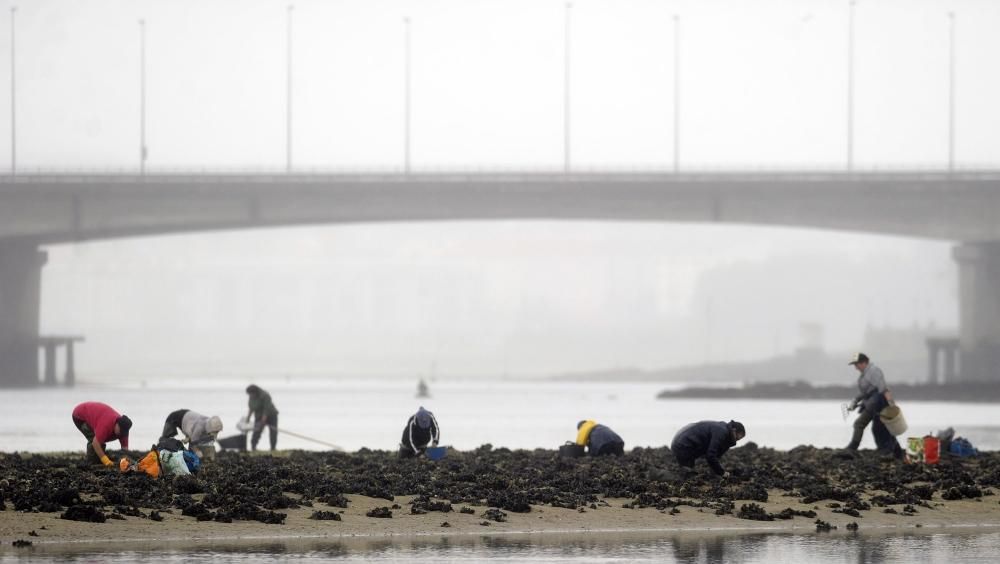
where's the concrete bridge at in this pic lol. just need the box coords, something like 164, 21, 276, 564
2, 169, 999, 386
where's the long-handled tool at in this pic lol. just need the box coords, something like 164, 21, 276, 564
273, 427, 344, 451
236, 418, 344, 451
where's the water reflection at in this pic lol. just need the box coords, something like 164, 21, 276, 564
3, 529, 999, 563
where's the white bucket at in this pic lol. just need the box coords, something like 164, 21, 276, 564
880, 405, 908, 436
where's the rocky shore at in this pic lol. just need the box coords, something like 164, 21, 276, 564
2, 445, 999, 546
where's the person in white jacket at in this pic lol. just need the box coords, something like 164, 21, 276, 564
161, 409, 224, 461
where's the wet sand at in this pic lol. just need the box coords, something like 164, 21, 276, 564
2, 446, 999, 548
3, 491, 1000, 547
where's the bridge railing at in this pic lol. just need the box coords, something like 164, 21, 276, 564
2, 165, 1000, 184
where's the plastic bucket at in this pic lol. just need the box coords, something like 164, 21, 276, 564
425, 446, 447, 461
879, 405, 908, 436
924, 436, 941, 465
217, 433, 247, 452
559, 444, 586, 458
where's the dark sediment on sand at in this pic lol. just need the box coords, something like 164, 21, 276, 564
1, 445, 997, 530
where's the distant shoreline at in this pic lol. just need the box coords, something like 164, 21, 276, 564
657, 381, 1000, 402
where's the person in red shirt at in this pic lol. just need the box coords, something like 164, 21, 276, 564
71, 402, 132, 466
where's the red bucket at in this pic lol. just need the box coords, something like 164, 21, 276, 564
923, 436, 940, 465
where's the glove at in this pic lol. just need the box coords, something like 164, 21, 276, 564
722, 471, 731, 479
100, 455, 113, 467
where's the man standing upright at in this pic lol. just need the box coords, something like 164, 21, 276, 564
246, 385, 279, 451
845, 352, 897, 454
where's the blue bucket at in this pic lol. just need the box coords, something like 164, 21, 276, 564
425, 446, 447, 461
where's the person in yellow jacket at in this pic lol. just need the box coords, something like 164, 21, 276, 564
576, 420, 625, 456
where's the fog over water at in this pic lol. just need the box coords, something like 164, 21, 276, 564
10, 0, 994, 381
42, 225, 955, 380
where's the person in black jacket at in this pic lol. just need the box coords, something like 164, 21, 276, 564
670, 420, 746, 477
399, 406, 439, 458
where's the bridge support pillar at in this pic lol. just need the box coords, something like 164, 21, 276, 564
0, 242, 47, 388
954, 242, 1000, 382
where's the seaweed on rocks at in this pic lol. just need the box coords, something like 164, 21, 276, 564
486, 491, 531, 513
181, 503, 211, 520
61, 505, 106, 523
173, 475, 203, 495
3, 446, 999, 530
815, 519, 836, 532
321, 493, 350, 508
736, 503, 773, 521
482, 508, 508, 522
942, 485, 982, 500
309, 510, 342, 521
366, 507, 393, 518
12, 539, 31, 547
772, 508, 817, 520
460, 506, 475, 514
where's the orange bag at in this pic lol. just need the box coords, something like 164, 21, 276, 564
137, 450, 160, 479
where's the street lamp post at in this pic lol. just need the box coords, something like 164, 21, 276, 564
10, 6, 16, 177
563, 3, 572, 174
139, 19, 147, 176
948, 11, 955, 173
673, 14, 680, 174
847, 0, 856, 172
286, 5, 293, 173
404, 17, 411, 175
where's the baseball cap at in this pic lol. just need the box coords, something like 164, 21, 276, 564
848, 352, 870, 365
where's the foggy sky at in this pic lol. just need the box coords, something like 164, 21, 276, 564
12, 0, 985, 380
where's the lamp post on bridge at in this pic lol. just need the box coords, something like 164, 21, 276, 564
563, 2, 571, 174
286, 4, 294, 174
673, 14, 680, 174
846, 0, 855, 172
948, 11, 955, 173
139, 19, 147, 176
9, 6, 16, 178
403, 17, 413, 175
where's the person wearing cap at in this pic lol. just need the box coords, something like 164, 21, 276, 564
71, 401, 132, 467
399, 406, 439, 458
845, 352, 899, 454
670, 420, 746, 477
246, 384, 279, 451
160, 409, 224, 460
575, 420, 625, 456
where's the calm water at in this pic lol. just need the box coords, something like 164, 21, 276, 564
3, 530, 1000, 563
2, 378, 997, 453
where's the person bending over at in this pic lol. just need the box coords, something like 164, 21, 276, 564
670, 420, 745, 477
72, 401, 132, 467
161, 408, 224, 460
575, 419, 625, 456
399, 406, 439, 458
